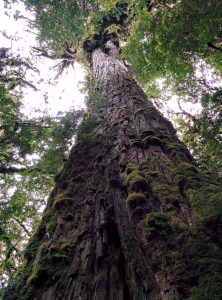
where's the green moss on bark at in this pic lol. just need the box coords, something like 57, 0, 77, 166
141, 129, 154, 138
26, 243, 49, 285
126, 162, 138, 174
126, 192, 146, 209
179, 162, 198, 175
125, 170, 146, 190
151, 183, 182, 203
25, 208, 56, 259
142, 136, 163, 148
53, 194, 73, 209
145, 211, 169, 232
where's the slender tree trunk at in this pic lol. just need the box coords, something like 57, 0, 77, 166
6, 42, 222, 300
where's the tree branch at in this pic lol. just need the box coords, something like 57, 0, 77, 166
177, 100, 197, 123
15, 120, 51, 129
12, 218, 31, 237
207, 42, 222, 52
0, 166, 39, 174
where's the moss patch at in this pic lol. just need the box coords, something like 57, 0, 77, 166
48, 240, 74, 262
53, 193, 73, 209
125, 170, 147, 191
142, 136, 163, 148
145, 211, 169, 232
126, 162, 138, 174
179, 162, 198, 175
164, 142, 186, 152
45, 209, 57, 234
170, 215, 189, 230
126, 192, 146, 209
141, 129, 154, 138
151, 183, 182, 204
157, 133, 169, 140
26, 243, 49, 286
25, 208, 56, 259
130, 139, 141, 147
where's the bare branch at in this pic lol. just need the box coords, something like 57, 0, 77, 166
177, 100, 197, 123
12, 218, 31, 237
207, 42, 222, 52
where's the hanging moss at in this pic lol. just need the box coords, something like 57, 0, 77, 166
77, 114, 98, 142
26, 243, 49, 286
164, 142, 186, 152
174, 174, 186, 185
141, 129, 154, 138
151, 183, 169, 195
178, 162, 198, 175
125, 170, 147, 190
145, 211, 169, 232
25, 237, 75, 297
53, 194, 74, 209
130, 139, 141, 147
24, 208, 56, 259
151, 183, 183, 210
27, 266, 49, 287
24, 240, 40, 260
126, 192, 146, 209
150, 171, 167, 182
126, 162, 138, 174
147, 170, 163, 178
142, 136, 163, 148
48, 240, 74, 262
156, 133, 169, 140
170, 215, 189, 230
138, 159, 148, 168
45, 214, 57, 235
127, 129, 137, 138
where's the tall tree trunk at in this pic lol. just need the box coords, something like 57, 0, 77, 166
6, 42, 222, 300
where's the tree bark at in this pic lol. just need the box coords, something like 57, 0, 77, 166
5, 42, 222, 300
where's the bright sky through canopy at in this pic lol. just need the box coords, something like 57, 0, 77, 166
0, 0, 86, 118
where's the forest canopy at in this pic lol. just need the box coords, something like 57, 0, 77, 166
1, 0, 222, 294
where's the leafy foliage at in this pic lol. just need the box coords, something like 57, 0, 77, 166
177, 90, 222, 176
24, 0, 95, 56
123, 0, 222, 83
